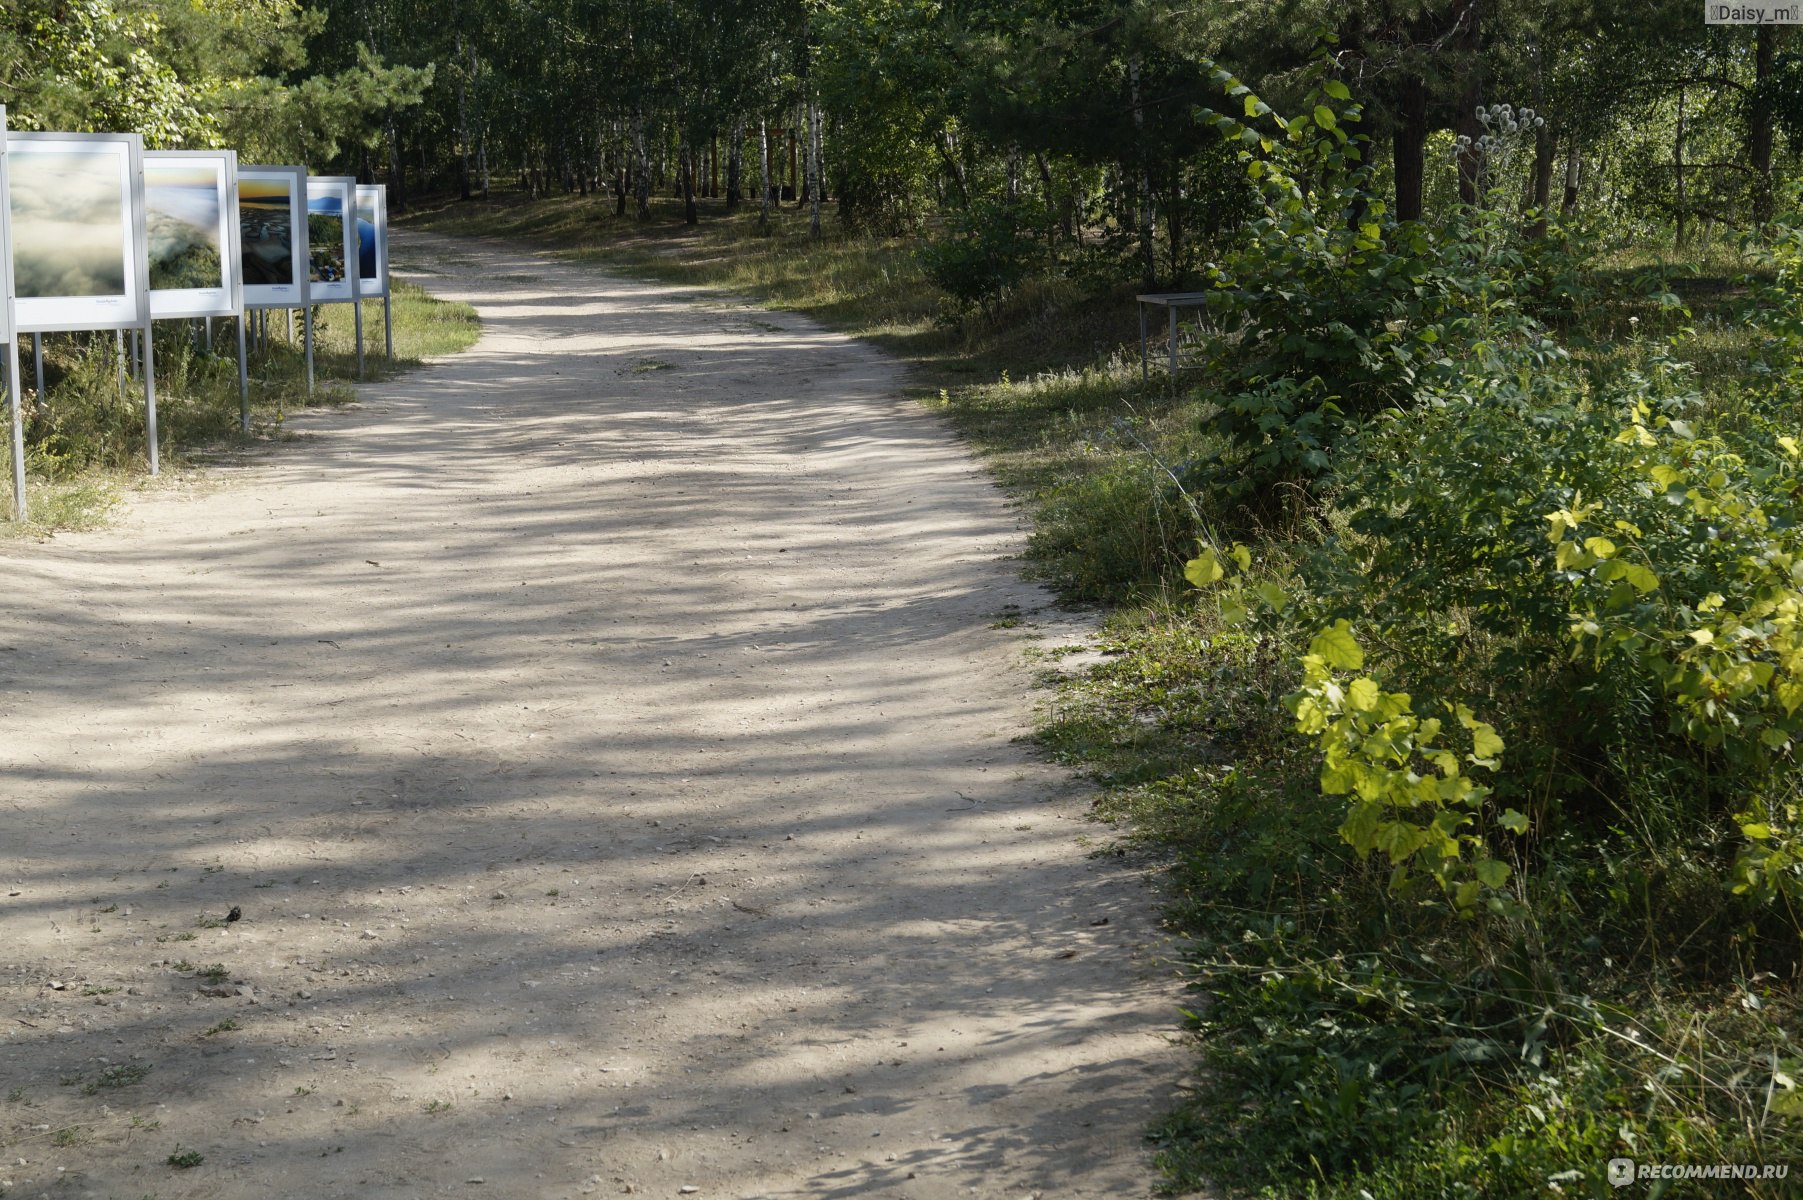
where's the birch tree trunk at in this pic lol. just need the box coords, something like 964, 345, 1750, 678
807, 98, 822, 238
758, 116, 771, 231
633, 105, 651, 220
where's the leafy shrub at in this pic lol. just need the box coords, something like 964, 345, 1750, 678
919, 196, 1049, 321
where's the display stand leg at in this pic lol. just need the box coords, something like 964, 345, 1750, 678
116, 330, 128, 400
236, 313, 250, 433
1138, 303, 1148, 384
33, 333, 45, 404
6, 338, 25, 521
383, 294, 393, 359
354, 299, 365, 381
1167, 305, 1178, 392
142, 320, 159, 476
205, 317, 213, 354
303, 305, 315, 395
287, 308, 294, 343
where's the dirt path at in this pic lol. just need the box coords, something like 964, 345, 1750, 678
0, 234, 1185, 1200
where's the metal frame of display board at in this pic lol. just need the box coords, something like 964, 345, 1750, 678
238, 164, 314, 394
355, 183, 392, 362
144, 149, 250, 431
0, 105, 23, 518
307, 175, 362, 380
8, 130, 158, 475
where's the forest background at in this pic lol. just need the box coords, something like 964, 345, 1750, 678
5, 1, 1803, 1196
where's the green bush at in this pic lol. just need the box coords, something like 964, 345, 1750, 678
919, 196, 1050, 321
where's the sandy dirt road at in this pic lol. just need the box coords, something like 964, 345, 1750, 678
0, 234, 1186, 1199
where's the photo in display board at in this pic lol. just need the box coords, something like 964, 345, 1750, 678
356, 183, 388, 299
144, 150, 242, 320
237, 165, 308, 309
306, 177, 357, 303
6, 132, 148, 333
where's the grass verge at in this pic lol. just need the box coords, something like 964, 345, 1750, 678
3, 280, 479, 537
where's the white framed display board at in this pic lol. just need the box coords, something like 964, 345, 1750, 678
238, 165, 309, 310
0, 106, 13, 348
6, 131, 149, 333
144, 149, 243, 320
356, 183, 389, 300
1, 104, 25, 519
306, 176, 358, 304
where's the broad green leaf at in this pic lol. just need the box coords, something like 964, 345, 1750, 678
1583, 536, 1617, 560
1254, 581, 1290, 612
1620, 562, 1659, 593
1741, 822, 1773, 840
1322, 79, 1351, 100
1348, 678, 1381, 712
1312, 104, 1337, 130
1499, 809, 1530, 834
1474, 858, 1511, 888
1219, 598, 1250, 627
1309, 621, 1364, 671
1185, 549, 1224, 588
1230, 544, 1252, 571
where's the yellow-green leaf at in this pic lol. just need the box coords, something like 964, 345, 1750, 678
1620, 562, 1659, 593
1348, 678, 1381, 712
1185, 549, 1224, 588
1583, 536, 1617, 560
1230, 544, 1252, 571
1499, 809, 1530, 834
1312, 104, 1337, 130
1322, 79, 1351, 101
1254, 581, 1290, 612
1309, 621, 1364, 671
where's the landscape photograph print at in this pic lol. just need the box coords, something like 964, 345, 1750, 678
239, 175, 294, 287
307, 190, 345, 283
144, 161, 224, 292
8, 144, 127, 300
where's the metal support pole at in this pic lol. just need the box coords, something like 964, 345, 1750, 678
6, 337, 25, 521
236, 312, 250, 433
204, 317, 213, 353
1168, 304, 1178, 390
116, 330, 128, 399
33, 332, 45, 402
383, 294, 393, 359
1138, 302, 1148, 384
287, 308, 294, 343
142, 320, 159, 475
303, 304, 315, 395
354, 298, 365, 381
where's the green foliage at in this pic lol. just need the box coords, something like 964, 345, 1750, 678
919, 197, 1050, 320
1288, 622, 1523, 914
